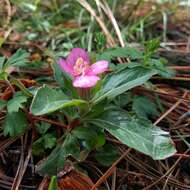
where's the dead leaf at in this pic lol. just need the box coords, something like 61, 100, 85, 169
58, 170, 95, 190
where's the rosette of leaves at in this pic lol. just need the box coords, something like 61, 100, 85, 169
0, 44, 176, 179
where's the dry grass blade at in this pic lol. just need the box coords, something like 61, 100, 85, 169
154, 91, 188, 125
118, 148, 190, 189
76, 0, 116, 47
94, 0, 104, 19
37, 176, 49, 190
1, 0, 12, 27
143, 149, 190, 190
10, 133, 32, 190
0, 137, 19, 153
84, 161, 111, 190
90, 148, 131, 190
169, 66, 190, 70
10, 137, 25, 190
111, 168, 116, 190
13, 147, 32, 190
99, 0, 125, 47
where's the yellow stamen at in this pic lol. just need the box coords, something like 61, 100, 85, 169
73, 57, 89, 76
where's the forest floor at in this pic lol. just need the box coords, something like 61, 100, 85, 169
1, 0, 190, 190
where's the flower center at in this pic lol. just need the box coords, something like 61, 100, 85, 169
73, 57, 89, 76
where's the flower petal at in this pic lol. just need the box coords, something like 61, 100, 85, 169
58, 58, 74, 76
73, 75, 100, 88
66, 48, 90, 66
88, 60, 108, 75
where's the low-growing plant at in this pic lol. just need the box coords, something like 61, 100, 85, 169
0, 42, 176, 186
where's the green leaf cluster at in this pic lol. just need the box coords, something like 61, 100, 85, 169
0, 49, 29, 80
32, 122, 56, 156
2, 92, 29, 137
0, 44, 176, 177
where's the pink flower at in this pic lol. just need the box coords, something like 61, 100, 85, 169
58, 48, 109, 88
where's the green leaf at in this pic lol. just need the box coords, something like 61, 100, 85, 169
72, 126, 98, 150
95, 131, 106, 148
7, 92, 28, 113
30, 85, 87, 115
32, 138, 45, 156
48, 176, 58, 190
36, 134, 80, 176
0, 37, 4, 47
145, 38, 160, 55
4, 49, 29, 68
132, 96, 159, 118
98, 46, 142, 61
84, 101, 108, 119
0, 71, 8, 80
44, 134, 57, 149
0, 100, 7, 110
94, 32, 106, 50
89, 110, 176, 160
149, 58, 175, 78
92, 66, 156, 104
32, 133, 56, 156
73, 126, 106, 150
113, 92, 132, 107
95, 144, 119, 166
3, 111, 28, 137
36, 122, 51, 134
52, 63, 66, 89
